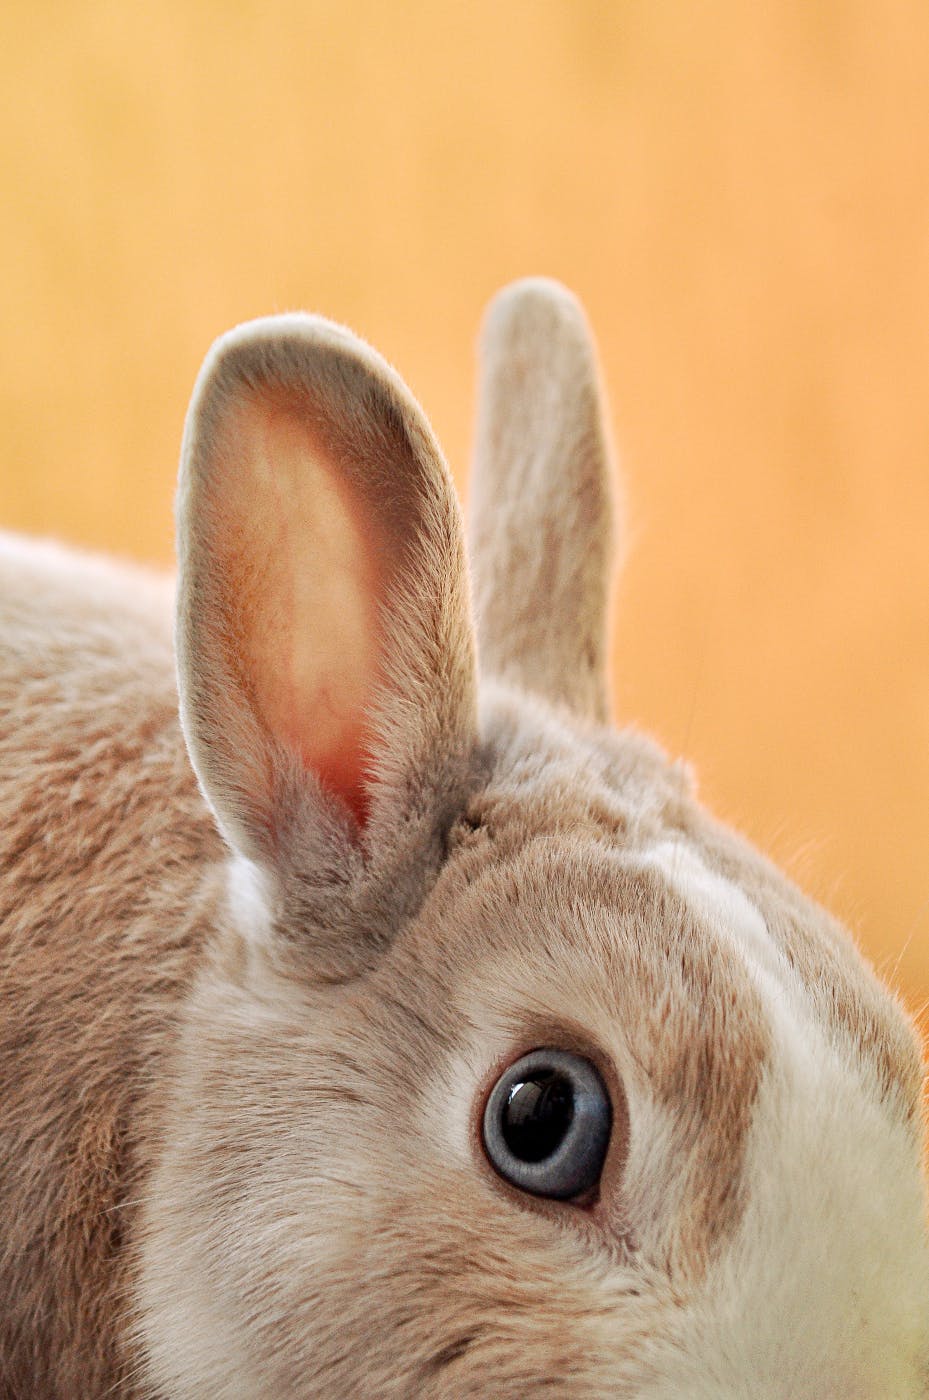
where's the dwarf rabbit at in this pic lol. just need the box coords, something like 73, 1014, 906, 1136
1, 279, 927, 1398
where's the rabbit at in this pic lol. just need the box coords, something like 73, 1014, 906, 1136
1, 277, 927, 1400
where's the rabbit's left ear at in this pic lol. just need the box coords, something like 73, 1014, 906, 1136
175, 315, 477, 881
469, 279, 616, 722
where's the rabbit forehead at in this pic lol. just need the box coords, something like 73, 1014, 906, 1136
462, 690, 923, 1123
409, 799, 921, 1244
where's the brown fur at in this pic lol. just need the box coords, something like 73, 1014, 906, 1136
0, 539, 220, 1395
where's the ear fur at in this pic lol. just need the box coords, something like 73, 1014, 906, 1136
469, 278, 616, 722
176, 314, 478, 892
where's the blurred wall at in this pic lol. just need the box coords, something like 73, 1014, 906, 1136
2, 1, 927, 1017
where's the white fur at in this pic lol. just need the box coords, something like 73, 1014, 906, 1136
632, 840, 929, 1397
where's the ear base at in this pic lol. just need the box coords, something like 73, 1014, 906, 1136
468, 278, 617, 722
176, 314, 477, 874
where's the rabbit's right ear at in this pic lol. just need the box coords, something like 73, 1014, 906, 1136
175, 315, 477, 893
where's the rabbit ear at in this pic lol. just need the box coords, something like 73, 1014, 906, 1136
469, 279, 616, 722
176, 314, 477, 871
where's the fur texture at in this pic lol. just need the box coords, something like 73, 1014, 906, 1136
1, 280, 927, 1398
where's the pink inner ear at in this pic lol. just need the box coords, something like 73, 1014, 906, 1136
213, 393, 384, 828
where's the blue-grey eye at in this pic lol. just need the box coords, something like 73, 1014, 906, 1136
482, 1048, 612, 1200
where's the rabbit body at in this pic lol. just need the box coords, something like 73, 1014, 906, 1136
0, 537, 220, 1395
1, 282, 927, 1398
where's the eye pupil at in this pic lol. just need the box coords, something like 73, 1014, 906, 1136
502, 1073, 575, 1162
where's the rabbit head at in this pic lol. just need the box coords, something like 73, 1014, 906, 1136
136, 281, 929, 1398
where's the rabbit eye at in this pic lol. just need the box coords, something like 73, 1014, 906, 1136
481, 1049, 612, 1200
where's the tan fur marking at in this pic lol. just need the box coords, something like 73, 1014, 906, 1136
679, 812, 926, 1127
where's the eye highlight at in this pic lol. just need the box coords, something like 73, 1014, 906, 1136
482, 1048, 612, 1200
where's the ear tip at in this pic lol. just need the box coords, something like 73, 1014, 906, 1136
181, 311, 413, 481
177, 312, 367, 524
488, 274, 582, 308
479, 277, 595, 360
178, 307, 456, 546
194, 313, 373, 401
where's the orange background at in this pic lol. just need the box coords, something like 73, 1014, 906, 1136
2, 3, 927, 1019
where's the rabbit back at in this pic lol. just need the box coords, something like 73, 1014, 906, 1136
0, 534, 217, 1396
